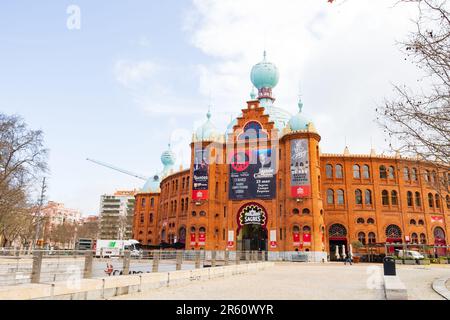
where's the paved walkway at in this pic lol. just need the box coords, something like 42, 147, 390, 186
111, 262, 450, 300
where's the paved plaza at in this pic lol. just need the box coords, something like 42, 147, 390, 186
111, 262, 450, 300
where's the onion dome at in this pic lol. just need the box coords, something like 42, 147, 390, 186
250, 51, 279, 90
141, 174, 161, 193
161, 144, 176, 167
288, 98, 310, 131
195, 109, 220, 141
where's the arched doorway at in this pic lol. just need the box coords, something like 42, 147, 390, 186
385, 224, 402, 254
178, 226, 186, 249
328, 224, 347, 261
434, 227, 447, 257
236, 203, 268, 252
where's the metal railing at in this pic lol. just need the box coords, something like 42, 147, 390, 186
0, 249, 267, 287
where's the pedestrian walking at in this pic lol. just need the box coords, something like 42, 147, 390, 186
344, 255, 353, 265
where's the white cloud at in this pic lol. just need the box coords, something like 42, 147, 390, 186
183, 0, 424, 155
114, 60, 157, 88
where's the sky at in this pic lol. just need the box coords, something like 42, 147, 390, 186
0, 0, 425, 216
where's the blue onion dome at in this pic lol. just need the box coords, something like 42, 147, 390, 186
161, 144, 176, 167
288, 99, 310, 131
141, 174, 161, 193
195, 109, 220, 141
250, 51, 279, 89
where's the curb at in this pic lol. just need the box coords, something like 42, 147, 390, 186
383, 276, 408, 300
431, 277, 450, 300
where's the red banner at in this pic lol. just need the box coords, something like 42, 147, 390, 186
431, 216, 444, 223
190, 233, 196, 246
192, 190, 208, 201
227, 241, 234, 248
293, 233, 300, 245
199, 233, 206, 246
270, 241, 277, 248
291, 185, 311, 198
303, 233, 311, 245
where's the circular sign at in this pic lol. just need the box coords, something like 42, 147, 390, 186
230, 150, 250, 172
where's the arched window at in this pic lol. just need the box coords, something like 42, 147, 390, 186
353, 164, 360, 179
362, 165, 370, 179
199, 211, 206, 216
326, 164, 333, 179
141, 198, 146, 207
431, 171, 437, 183
292, 208, 300, 215
302, 208, 310, 215
407, 191, 413, 207
368, 232, 376, 244
337, 189, 345, 205
190, 226, 196, 233
435, 194, 440, 208
428, 193, 434, 208
329, 224, 347, 238
150, 198, 154, 207
418, 219, 424, 225
382, 190, 389, 205
415, 192, 422, 207
447, 195, 450, 209
367, 218, 375, 224
379, 165, 387, 179
365, 189, 372, 205
410, 219, 416, 225
391, 190, 398, 205
149, 213, 153, 223
303, 226, 311, 233
385, 225, 402, 240
357, 218, 365, 224
327, 189, 334, 205
411, 233, 418, 244
293, 225, 300, 233
199, 226, 206, 233
355, 189, 362, 205
192, 211, 197, 217
388, 166, 395, 179
140, 213, 144, 224
335, 164, 343, 179
434, 227, 445, 240
238, 121, 268, 140
403, 167, 410, 181
161, 229, 166, 241
178, 227, 186, 243
411, 168, 417, 181
425, 170, 431, 182
358, 232, 366, 245
420, 233, 427, 244
181, 199, 184, 212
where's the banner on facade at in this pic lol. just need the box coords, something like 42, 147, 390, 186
198, 233, 206, 246
190, 233, 196, 246
431, 216, 444, 223
293, 233, 300, 246
192, 148, 209, 201
229, 148, 276, 200
290, 139, 311, 198
270, 229, 277, 248
303, 233, 311, 246
227, 230, 234, 248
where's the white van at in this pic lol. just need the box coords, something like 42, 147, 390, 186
395, 250, 424, 259
95, 239, 142, 258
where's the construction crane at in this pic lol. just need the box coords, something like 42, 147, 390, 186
86, 158, 149, 181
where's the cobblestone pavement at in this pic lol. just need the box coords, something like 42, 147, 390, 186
112, 262, 450, 300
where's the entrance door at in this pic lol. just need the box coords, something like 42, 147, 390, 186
237, 224, 268, 252
329, 238, 347, 261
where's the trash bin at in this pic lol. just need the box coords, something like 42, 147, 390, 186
383, 256, 396, 276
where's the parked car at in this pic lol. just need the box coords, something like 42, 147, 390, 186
395, 249, 424, 260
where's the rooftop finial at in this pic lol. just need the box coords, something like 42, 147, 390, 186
206, 106, 211, 120
250, 87, 257, 99
263, 50, 267, 60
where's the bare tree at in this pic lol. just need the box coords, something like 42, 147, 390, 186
377, 0, 449, 165
0, 114, 48, 246
76, 220, 99, 240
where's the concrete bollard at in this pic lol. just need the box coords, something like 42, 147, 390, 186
123, 250, 131, 275
211, 251, 217, 267
195, 251, 201, 269
245, 251, 250, 264
31, 250, 43, 284
176, 251, 183, 270
224, 250, 229, 266
152, 251, 160, 273
83, 251, 94, 278
235, 251, 240, 265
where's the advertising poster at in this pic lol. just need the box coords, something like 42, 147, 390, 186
290, 139, 311, 198
236, 202, 268, 235
190, 233, 196, 246
199, 233, 206, 246
229, 148, 276, 200
192, 148, 208, 201
431, 216, 444, 223
270, 229, 277, 248
227, 230, 234, 248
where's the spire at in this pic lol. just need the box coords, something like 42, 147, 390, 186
263, 50, 267, 60
298, 97, 303, 113
250, 87, 257, 100
206, 106, 211, 120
